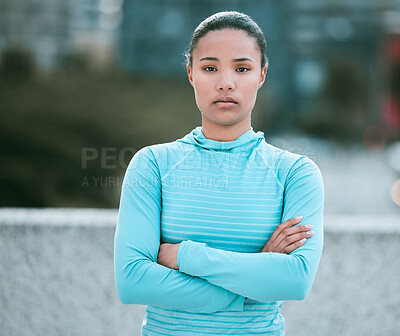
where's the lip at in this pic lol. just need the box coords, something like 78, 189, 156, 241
213, 97, 238, 104
213, 97, 238, 108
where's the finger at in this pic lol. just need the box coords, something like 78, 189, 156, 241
275, 230, 314, 252
274, 222, 313, 248
275, 224, 314, 245
261, 224, 314, 253
281, 238, 307, 254
262, 216, 304, 252
260, 243, 270, 253
267, 216, 303, 245
260, 217, 306, 252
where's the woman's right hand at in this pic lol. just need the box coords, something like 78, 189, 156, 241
260, 216, 314, 254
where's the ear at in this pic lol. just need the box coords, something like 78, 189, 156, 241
257, 65, 268, 89
187, 64, 194, 87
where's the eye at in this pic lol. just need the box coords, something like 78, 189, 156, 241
203, 66, 217, 72
236, 67, 250, 73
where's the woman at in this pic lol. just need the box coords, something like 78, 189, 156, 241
114, 11, 324, 336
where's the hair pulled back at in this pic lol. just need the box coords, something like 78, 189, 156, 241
185, 11, 269, 69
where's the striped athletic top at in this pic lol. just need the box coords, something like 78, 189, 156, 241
114, 126, 324, 335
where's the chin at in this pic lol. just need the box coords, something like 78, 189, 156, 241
210, 119, 244, 127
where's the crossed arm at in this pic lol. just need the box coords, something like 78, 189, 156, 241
114, 147, 245, 313
159, 156, 324, 302
114, 147, 324, 312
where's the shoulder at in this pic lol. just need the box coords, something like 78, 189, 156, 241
257, 141, 322, 185
256, 140, 311, 170
127, 140, 193, 172
144, 140, 193, 164
146, 140, 189, 157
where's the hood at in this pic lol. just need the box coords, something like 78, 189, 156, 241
176, 126, 265, 151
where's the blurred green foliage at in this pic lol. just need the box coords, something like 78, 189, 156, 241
0, 53, 201, 207
0, 47, 36, 81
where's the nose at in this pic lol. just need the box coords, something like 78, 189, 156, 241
216, 72, 235, 91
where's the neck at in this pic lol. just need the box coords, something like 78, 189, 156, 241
201, 120, 252, 142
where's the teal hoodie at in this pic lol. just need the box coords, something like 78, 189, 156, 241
114, 126, 324, 336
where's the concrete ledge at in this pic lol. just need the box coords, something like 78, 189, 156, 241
2, 207, 399, 233
0, 208, 118, 227
0, 208, 399, 336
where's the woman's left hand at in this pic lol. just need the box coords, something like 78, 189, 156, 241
157, 243, 180, 270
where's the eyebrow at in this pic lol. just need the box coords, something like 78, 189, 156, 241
199, 57, 253, 62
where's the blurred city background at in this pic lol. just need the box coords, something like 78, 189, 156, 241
0, 0, 400, 214
1, 1, 400, 336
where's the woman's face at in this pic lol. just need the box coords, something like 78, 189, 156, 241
187, 29, 267, 129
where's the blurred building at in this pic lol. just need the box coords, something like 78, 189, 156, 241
380, 10, 400, 139
288, 0, 385, 115
118, 0, 400, 131
286, 0, 400, 135
0, 0, 122, 70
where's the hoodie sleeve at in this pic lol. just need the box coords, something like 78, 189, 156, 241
114, 147, 245, 313
177, 156, 324, 302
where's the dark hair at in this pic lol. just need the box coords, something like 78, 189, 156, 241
185, 11, 269, 69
